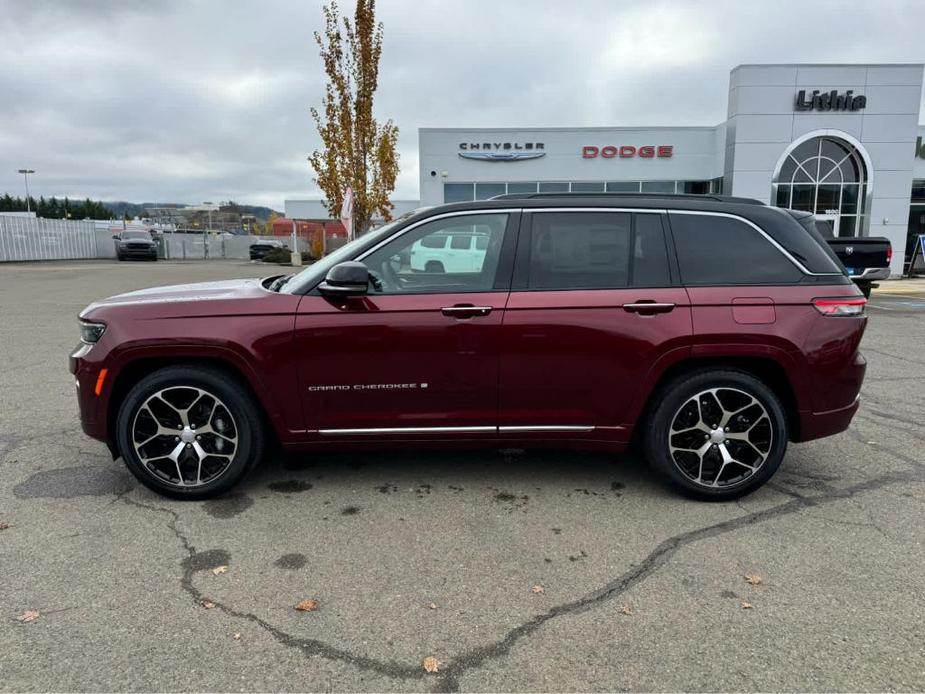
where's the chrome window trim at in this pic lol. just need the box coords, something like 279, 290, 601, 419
528, 207, 665, 214
669, 209, 843, 277
356, 208, 521, 262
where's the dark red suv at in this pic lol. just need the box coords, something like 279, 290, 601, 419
70, 194, 867, 500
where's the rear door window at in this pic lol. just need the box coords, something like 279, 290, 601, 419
669, 213, 803, 285
528, 212, 631, 289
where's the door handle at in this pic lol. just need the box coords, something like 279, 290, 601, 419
441, 304, 492, 318
622, 301, 675, 315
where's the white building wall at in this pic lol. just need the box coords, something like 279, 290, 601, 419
725, 64, 923, 276
419, 127, 724, 206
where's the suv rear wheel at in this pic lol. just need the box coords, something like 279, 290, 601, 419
644, 370, 787, 500
115, 366, 264, 499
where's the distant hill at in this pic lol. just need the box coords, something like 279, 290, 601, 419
103, 201, 281, 221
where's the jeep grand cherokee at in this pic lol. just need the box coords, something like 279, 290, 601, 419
70, 194, 867, 500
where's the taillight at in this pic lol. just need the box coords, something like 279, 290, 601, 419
886, 243, 893, 264
813, 297, 866, 316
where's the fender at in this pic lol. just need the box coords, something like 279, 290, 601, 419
101, 340, 298, 444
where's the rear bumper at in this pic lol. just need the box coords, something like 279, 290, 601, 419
797, 348, 865, 442
851, 267, 890, 281
797, 394, 861, 442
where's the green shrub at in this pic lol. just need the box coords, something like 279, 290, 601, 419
260, 249, 314, 265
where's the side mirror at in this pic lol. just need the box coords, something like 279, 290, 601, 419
112, 234, 120, 240
318, 261, 369, 297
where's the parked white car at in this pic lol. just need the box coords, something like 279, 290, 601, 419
409, 231, 489, 273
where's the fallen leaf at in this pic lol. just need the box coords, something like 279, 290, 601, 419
201, 600, 216, 609
295, 599, 319, 612
744, 573, 762, 586
233, 632, 241, 640
212, 565, 228, 575
619, 604, 633, 615
15, 610, 40, 623
0, 522, 11, 531
531, 585, 545, 594
427, 602, 438, 610
422, 656, 440, 673
740, 600, 753, 609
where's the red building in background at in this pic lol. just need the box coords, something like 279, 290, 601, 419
270, 218, 347, 258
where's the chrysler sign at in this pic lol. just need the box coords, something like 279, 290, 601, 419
458, 142, 545, 161
582, 145, 673, 159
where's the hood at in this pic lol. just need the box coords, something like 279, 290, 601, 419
80, 278, 267, 317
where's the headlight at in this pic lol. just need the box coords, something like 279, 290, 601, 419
79, 320, 107, 344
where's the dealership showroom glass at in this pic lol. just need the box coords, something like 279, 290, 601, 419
286, 63, 925, 276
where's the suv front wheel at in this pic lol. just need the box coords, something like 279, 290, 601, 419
644, 370, 788, 500
115, 366, 265, 499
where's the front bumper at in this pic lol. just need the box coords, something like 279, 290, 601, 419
118, 245, 157, 258
69, 343, 110, 444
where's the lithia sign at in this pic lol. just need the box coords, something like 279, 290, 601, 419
795, 89, 867, 111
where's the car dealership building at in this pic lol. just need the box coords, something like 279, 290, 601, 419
287, 63, 925, 276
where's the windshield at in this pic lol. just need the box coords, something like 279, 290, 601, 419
122, 231, 151, 240
280, 219, 402, 294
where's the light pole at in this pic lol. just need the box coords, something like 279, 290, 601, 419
17, 169, 35, 212
203, 201, 213, 234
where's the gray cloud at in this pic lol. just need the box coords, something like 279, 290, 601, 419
1, 0, 923, 209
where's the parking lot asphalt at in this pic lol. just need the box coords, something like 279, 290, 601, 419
1, 260, 924, 692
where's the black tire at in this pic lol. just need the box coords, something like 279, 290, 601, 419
643, 369, 788, 500
115, 366, 265, 499
116, 253, 125, 261
858, 282, 872, 299
424, 260, 445, 273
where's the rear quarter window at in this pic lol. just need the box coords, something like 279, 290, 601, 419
669, 213, 803, 285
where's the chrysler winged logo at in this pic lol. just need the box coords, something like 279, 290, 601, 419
458, 141, 545, 162
845, 246, 854, 255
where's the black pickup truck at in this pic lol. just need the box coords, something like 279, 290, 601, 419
788, 210, 892, 297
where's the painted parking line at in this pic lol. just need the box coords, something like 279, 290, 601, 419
868, 299, 925, 311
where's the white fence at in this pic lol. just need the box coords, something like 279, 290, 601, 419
161, 234, 266, 260
0, 216, 281, 262
0, 217, 98, 261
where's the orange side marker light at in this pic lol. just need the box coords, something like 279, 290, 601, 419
94, 368, 109, 396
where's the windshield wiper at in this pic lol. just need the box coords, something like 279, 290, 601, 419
269, 274, 293, 292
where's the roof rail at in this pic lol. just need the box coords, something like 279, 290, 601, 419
489, 192, 765, 205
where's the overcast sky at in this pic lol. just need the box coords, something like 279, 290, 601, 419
1, 0, 923, 210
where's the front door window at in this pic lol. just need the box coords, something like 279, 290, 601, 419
360, 213, 509, 294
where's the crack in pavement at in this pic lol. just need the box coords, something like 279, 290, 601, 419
118, 467, 922, 692
429, 470, 919, 692
119, 493, 423, 682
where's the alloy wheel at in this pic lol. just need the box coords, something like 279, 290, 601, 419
667, 387, 773, 488
131, 386, 238, 488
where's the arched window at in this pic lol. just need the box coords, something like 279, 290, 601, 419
773, 136, 868, 237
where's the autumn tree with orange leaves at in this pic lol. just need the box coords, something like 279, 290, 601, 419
308, 0, 399, 235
